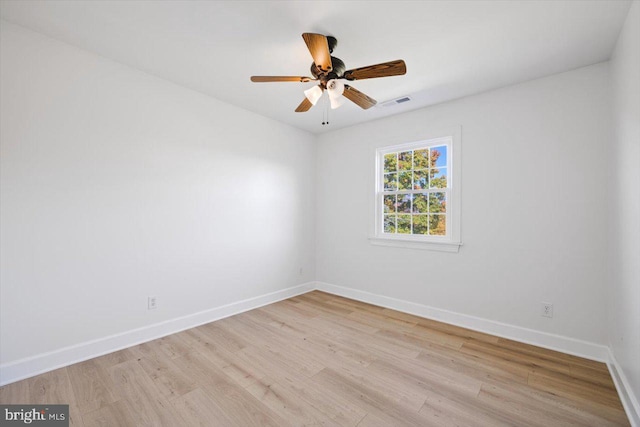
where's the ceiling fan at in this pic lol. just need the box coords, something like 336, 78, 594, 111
250, 33, 406, 113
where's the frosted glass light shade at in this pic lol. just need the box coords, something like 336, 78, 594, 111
304, 85, 323, 105
329, 94, 346, 109
327, 79, 345, 95
327, 79, 346, 109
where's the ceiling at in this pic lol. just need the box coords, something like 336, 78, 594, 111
0, 1, 632, 134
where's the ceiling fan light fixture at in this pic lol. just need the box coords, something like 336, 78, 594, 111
304, 85, 323, 105
250, 33, 406, 114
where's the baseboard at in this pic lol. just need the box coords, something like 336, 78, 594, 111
315, 281, 610, 363
0, 282, 315, 386
608, 350, 640, 427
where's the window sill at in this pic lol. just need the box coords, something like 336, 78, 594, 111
368, 236, 462, 253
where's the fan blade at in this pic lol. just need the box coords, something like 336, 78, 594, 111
251, 76, 312, 83
343, 60, 406, 81
302, 33, 332, 72
295, 97, 313, 112
343, 85, 377, 109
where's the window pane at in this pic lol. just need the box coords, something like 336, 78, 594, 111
377, 140, 454, 242
384, 215, 396, 233
384, 173, 397, 191
429, 214, 446, 235
412, 214, 428, 234
431, 146, 447, 168
398, 171, 412, 190
397, 194, 412, 213
384, 153, 397, 173
430, 167, 447, 188
413, 170, 429, 189
397, 214, 411, 234
383, 195, 396, 213
429, 192, 446, 213
413, 149, 429, 169
398, 151, 412, 170
412, 193, 429, 213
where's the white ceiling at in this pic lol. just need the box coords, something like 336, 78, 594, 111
0, 0, 632, 134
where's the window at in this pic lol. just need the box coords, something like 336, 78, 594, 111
371, 130, 461, 252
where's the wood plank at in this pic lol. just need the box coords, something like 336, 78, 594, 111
497, 337, 609, 371
108, 360, 187, 426
66, 359, 118, 413
271, 370, 368, 427
528, 366, 620, 404
311, 367, 431, 426
527, 371, 629, 424
347, 309, 419, 332
570, 362, 618, 389
479, 377, 627, 426
460, 339, 573, 374
245, 376, 341, 426
179, 328, 267, 388
0, 378, 30, 403
415, 317, 500, 344
196, 322, 249, 352
27, 368, 84, 427
92, 348, 137, 369
366, 355, 484, 399
419, 388, 514, 427
171, 351, 289, 427
137, 354, 197, 400
295, 293, 355, 316
171, 388, 237, 426
270, 298, 321, 318
219, 316, 325, 377
82, 400, 137, 427
128, 334, 191, 361
414, 345, 530, 385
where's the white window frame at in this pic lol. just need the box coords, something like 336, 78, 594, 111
370, 128, 462, 252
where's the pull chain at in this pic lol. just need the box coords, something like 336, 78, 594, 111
326, 100, 330, 125
321, 93, 330, 126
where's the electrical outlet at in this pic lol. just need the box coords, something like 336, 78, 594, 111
541, 302, 553, 318
299, 267, 303, 276
148, 296, 157, 310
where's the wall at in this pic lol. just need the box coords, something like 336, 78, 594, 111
0, 21, 315, 374
316, 63, 611, 347
609, 0, 640, 422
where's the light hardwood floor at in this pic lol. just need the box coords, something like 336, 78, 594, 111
0, 291, 630, 426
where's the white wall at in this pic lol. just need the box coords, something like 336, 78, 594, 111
316, 63, 611, 345
0, 21, 315, 367
610, 0, 640, 418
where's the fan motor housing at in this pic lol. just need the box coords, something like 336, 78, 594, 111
311, 56, 346, 83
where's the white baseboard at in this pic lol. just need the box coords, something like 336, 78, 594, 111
0, 282, 315, 386
315, 281, 610, 362
608, 350, 640, 427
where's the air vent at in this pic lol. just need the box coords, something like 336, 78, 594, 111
379, 96, 412, 108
